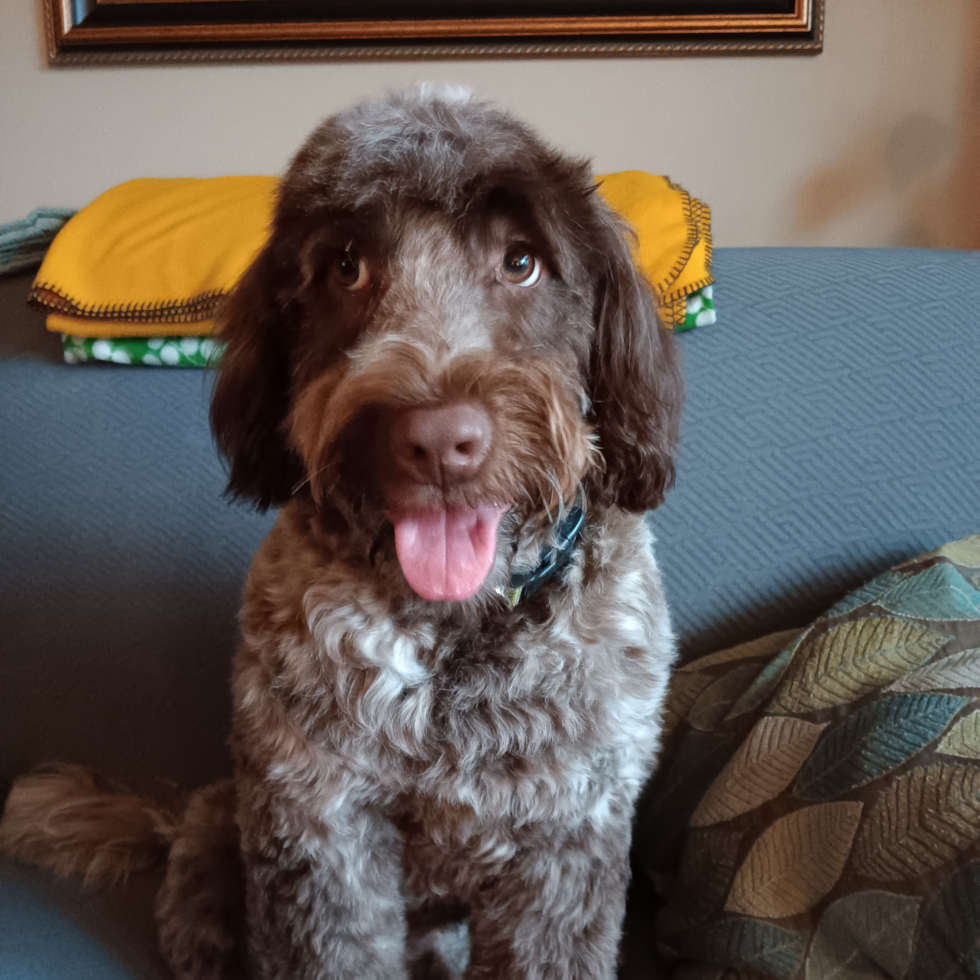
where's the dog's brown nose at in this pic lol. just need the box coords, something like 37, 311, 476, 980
390, 402, 492, 486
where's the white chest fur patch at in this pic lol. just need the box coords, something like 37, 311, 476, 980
307, 595, 432, 688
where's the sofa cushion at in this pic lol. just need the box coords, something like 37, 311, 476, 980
639, 536, 980, 979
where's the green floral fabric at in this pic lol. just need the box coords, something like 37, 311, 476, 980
58, 285, 717, 366
639, 535, 980, 980
679, 284, 716, 333
62, 334, 224, 367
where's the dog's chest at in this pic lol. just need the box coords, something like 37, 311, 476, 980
296, 589, 667, 821
311, 599, 593, 751
239, 509, 673, 826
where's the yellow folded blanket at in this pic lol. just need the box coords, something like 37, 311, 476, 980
597, 171, 713, 329
35, 173, 711, 338
34, 177, 276, 335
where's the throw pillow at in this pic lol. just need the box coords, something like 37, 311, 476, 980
637, 535, 980, 980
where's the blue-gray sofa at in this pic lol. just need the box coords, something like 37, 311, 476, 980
2, 247, 979, 979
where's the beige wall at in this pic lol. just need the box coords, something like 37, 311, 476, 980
1, 0, 977, 248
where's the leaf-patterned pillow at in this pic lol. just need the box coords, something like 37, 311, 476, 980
637, 535, 980, 980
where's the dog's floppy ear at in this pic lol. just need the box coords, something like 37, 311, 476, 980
587, 213, 684, 513
210, 246, 304, 511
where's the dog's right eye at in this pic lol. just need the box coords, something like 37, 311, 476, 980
335, 246, 370, 291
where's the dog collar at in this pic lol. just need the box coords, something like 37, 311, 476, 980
496, 503, 585, 608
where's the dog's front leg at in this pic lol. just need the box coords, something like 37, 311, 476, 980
237, 772, 410, 980
465, 822, 631, 980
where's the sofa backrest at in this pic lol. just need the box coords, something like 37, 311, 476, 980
2, 247, 979, 793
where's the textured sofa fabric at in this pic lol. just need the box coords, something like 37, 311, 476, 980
2, 248, 979, 979
651, 248, 980, 658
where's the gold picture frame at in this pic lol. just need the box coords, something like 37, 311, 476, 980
45, 0, 824, 63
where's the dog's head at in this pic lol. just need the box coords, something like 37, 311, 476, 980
211, 87, 683, 603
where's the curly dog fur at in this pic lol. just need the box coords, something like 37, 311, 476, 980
1, 86, 682, 980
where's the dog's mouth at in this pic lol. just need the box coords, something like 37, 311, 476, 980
389, 503, 509, 602
292, 354, 592, 603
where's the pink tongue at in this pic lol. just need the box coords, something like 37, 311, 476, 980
394, 505, 506, 602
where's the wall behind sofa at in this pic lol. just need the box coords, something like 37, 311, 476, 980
1, 0, 977, 248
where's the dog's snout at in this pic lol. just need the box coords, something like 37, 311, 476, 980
390, 402, 492, 486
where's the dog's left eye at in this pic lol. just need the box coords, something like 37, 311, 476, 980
501, 247, 541, 288
336, 246, 370, 291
